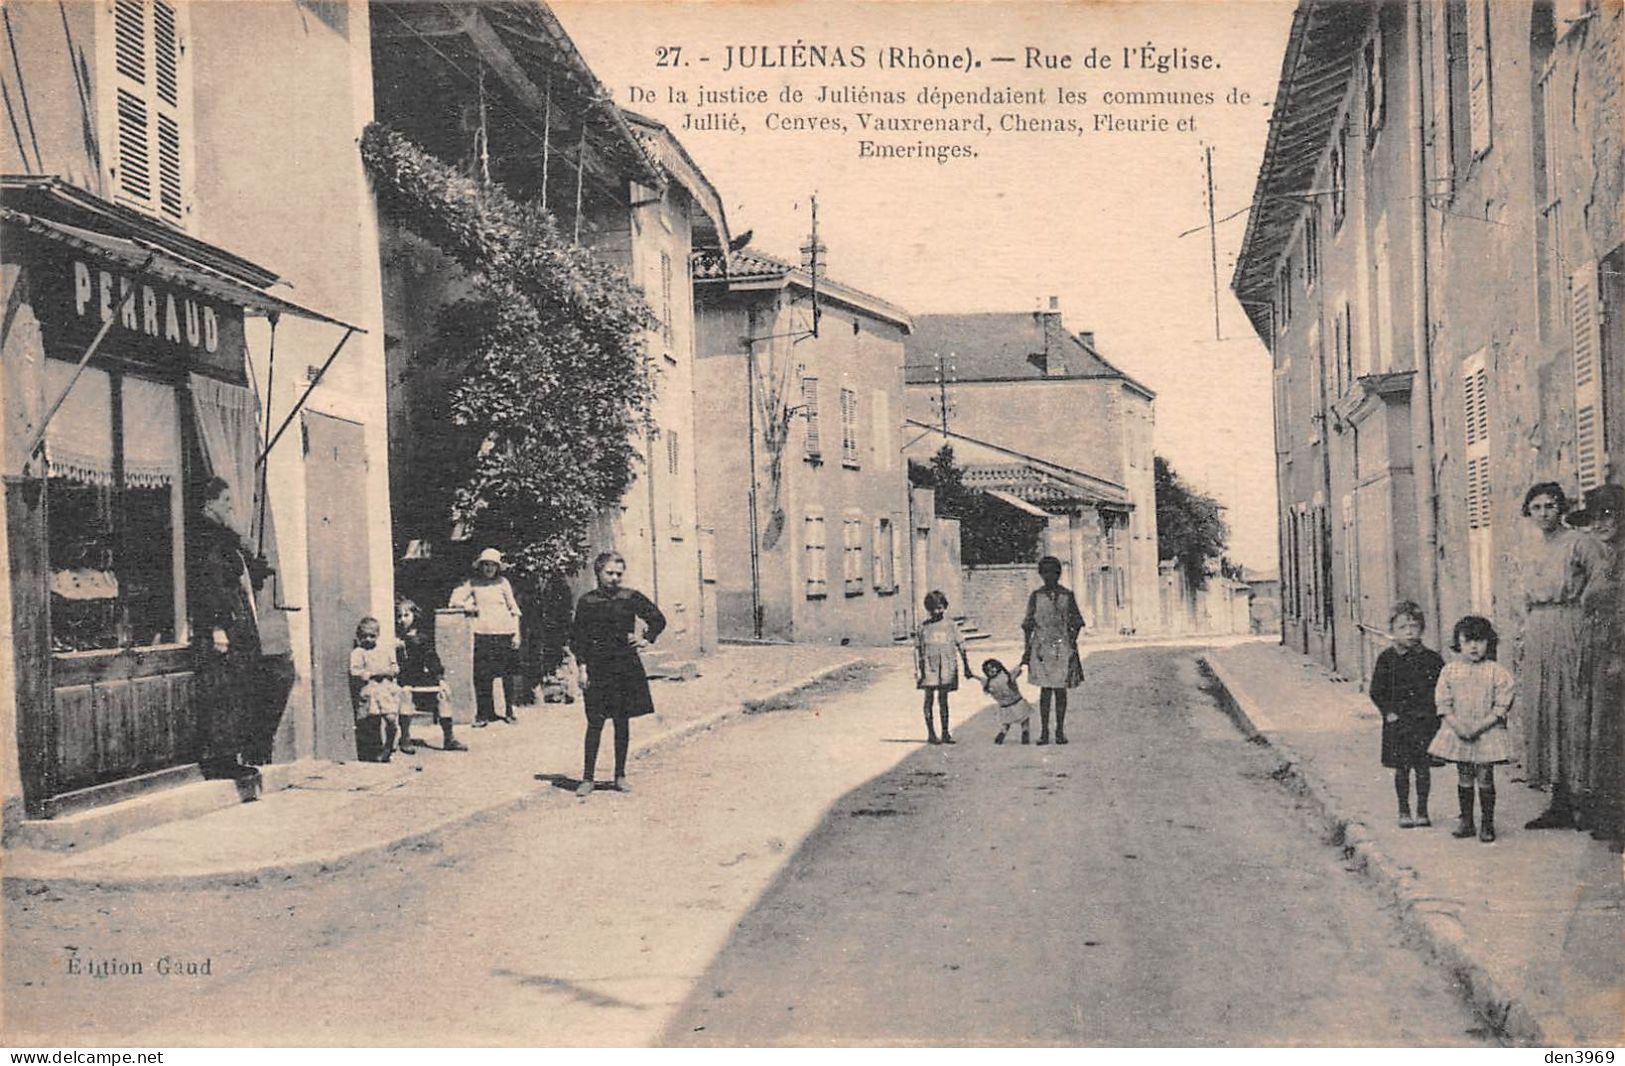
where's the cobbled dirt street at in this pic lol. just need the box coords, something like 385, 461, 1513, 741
4, 648, 1495, 1046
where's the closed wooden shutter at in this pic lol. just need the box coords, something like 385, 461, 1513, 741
1466, 0, 1492, 157
840, 387, 859, 465
802, 377, 821, 458
1463, 351, 1493, 612
871, 388, 890, 470
803, 510, 826, 596
110, 0, 186, 223
1571, 262, 1605, 491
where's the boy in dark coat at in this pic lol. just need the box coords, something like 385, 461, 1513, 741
1369, 601, 1446, 827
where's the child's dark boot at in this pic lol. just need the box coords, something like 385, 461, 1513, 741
1452, 786, 1476, 838
1479, 787, 1496, 842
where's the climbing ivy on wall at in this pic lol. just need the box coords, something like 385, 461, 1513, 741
361, 123, 657, 577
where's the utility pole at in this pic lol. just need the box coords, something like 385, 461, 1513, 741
935, 351, 955, 437
800, 193, 825, 339
1206, 145, 1222, 342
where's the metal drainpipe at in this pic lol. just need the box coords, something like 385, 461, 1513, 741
1410, 0, 1442, 633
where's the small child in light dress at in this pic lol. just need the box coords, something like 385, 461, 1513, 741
1428, 615, 1516, 843
350, 616, 402, 762
981, 658, 1033, 745
915, 590, 973, 745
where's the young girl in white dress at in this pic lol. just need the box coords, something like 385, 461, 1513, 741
915, 590, 973, 744
981, 658, 1034, 745
1428, 615, 1516, 843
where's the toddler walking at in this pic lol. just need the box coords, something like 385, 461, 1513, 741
916, 590, 973, 744
1428, 616, 1516, 842
1369, 601, 1445, 827
981, 659, 1034, 745
350, 616, 402, 762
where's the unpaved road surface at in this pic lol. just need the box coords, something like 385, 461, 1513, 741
4, 649, 1493, 1046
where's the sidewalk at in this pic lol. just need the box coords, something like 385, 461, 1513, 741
2, 643, 879, 892
1202, 641, 1624, 1048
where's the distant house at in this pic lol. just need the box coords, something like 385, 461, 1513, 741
693, 249, 913, 645
902, 422, 1135, 638
371, 4, 728, 667
1233, 1, 1623, 684
904, 300, 1160, 634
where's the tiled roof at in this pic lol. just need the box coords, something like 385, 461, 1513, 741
904, 313, 1123, 384
691, 247, 794, 281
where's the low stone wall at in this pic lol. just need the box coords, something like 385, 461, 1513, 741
962, 564, 1035, 640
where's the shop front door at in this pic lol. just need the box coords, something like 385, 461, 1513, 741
303, 411, 370, 761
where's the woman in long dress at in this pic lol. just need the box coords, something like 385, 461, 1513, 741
1518, 482, 1608, 829
570, 551, 666, 797
1019, 555, 1085, 745
189, 477, 273, 778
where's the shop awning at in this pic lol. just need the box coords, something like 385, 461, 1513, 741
1, 207, 365, 333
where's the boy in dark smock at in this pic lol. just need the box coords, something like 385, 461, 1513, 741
1369, 601, 1446, 827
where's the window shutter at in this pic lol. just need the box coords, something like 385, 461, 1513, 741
666, 430, 681, 527
1364, 27, 1385, 145
872, 388, 890, 470
802, 377, 821, 457
804, 510, 826, 596
1466, 0, 1492, 157
1463, 351, 1493, 612
840, 387, 859, 465
1571, 262, 1604, 491
111, 0, 185, 223
660, 251, 673, 345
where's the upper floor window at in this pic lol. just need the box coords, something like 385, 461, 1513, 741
1330, 119, 1348, 230
1363, 19, 1386, 149
1275, 255, 1293, 333
1303, 206, 1321, 290
106, 0, 190, 226
839, 386, 860, 467
660, 251, 673, 346
1445, 0, 1494, 189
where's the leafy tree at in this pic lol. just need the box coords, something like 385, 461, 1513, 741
1155, 455, 1229, 590
361, 124, 657, 578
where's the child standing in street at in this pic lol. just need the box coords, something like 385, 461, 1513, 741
350, 616, 401, 763
981, 658, 1033, 745
916, 590, 973, 744
1370, 601, 1445, 827
396, 599, 467, 753
1428, 616, 1516, 843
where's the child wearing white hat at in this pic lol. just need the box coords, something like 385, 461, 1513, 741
449, 548, 524, 726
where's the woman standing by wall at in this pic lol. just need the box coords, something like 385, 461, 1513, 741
189, 477, 273, 778
570, 551, 666, 797
1517, 482, 1607, 830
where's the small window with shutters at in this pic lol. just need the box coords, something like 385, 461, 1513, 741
666, 430, 683, 531
801, 376, 822, 461
1364, 18, 1385, 148
1570, 261, 1605, 492
803, 509, 827, 598
1465, 0, 1493, 158
871, 388, 890, 470
840, 387, 859, 467
843, 512, 864, 595
660, 251, 673, 346
105, 0, 189, 226
1463, 350, 1494, 613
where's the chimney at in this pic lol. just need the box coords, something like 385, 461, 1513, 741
1032, 296, 1066, 375
1078, 331, 1095, 350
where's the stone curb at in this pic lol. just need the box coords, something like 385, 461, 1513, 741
1197, 652, 1574, 1049
2, 657, 877, 895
